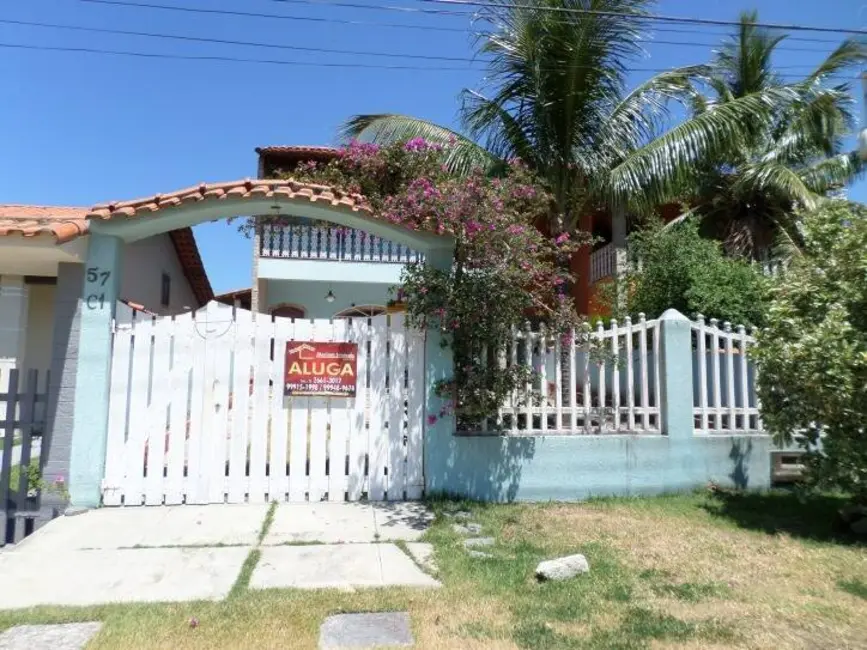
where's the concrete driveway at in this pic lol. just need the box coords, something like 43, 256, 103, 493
0, 502, 438, 610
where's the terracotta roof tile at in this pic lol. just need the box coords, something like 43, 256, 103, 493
0, 205, 89, 243
86, 179, 369, 221
0, 203, 213, 307
254, 145, 339, 156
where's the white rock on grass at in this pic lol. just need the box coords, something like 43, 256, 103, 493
452, 523, 482, 536
463, 537, 494, 549
535, 554, 590, 581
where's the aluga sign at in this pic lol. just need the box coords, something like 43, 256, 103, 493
284, 341, 358, 397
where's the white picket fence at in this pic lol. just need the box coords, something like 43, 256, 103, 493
691, 316, 761, 434
492, 315, 662, 434
103, 301, 425, 506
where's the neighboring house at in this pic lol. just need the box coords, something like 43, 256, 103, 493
251, 146, 418, 320
250, 145, 666, 320
0, 205, 213, 385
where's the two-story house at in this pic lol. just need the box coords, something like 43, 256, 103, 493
238, 145, 666, 321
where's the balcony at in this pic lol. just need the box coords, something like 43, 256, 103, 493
258, 224, 423, 264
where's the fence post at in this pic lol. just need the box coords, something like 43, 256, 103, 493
422, 246, 456, 495
659, 309, 693, 440
68, 232, 123, 509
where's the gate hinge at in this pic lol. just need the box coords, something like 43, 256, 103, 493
100, 479, 120, 494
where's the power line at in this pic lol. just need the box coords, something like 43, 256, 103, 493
0, 17, 476, 62
0, 40, 836, 80
2, 17, 832, 72
71, 1, 849, 56
417, 0, 867, 36
0, 41, 471, 69
78, 0, 470, 33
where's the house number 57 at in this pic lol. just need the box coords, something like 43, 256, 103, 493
85, 267, 112, 310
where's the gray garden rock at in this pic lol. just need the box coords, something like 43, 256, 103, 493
467, 550, 493, 559
535, 554, 590, 581
463, 537, 494, 549
444, 510, 472, 520
452, 523, 482, 535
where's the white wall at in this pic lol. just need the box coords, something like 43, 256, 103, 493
121, 234, 198, 315
21, 283, 56, 378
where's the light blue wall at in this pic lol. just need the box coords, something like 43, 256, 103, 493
264, 279, 395, 320
425, 433, 771, 502
424, 308, 773, 502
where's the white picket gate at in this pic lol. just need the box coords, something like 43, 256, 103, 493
102, 301, 425, 506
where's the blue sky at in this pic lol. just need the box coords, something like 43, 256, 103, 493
2, 0, 866, 293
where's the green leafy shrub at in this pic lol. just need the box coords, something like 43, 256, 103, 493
752, 202, 867, 504
618, 218, 769, 326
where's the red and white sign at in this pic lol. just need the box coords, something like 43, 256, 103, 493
284, 341, 358, 397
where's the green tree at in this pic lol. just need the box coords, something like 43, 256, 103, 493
618, 218, 769, 326
752, 202, 867, 504
342, 1, 827, 244
678, 11, 866, 258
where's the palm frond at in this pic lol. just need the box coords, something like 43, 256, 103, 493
607, 86, 801, 208
734, 161, 820, 210
339, 114, 498, 175
798, 150, 864, 194
600, 64, 712, 157
804, 39, 867, 86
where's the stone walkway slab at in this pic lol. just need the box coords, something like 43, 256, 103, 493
405, 542, 437, 573
15, 505, 267, 552
251, 544, 440, 590
262, 502, 432, 545
0, 623, 102, 650
263, 502, 377, 545
0, 547, 250, 609
319, 612, 413, 649
371, 503, 433, 542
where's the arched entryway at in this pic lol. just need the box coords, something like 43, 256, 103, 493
68, 179, 455, 508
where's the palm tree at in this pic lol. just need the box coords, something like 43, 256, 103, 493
342, 0, 810, 261
680, 11, 866, 259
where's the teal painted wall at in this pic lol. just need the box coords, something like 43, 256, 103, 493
424, 308, 773, 502
425, 433, 771, 502
264, 279, 395, 319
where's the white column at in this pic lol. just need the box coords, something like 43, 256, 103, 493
0, 275, 29, 386
612, 204, 629, 311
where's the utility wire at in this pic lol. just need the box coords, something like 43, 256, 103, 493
0, 41, 470, 69
0, 41, 838, 79
415, 0, 867, 36
1, 18, 832, 71
78, 0, 470, 33
70, 2, 851, 56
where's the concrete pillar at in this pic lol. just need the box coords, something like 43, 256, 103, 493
658, 308, 693, 440
0, 275, 29, 386
421, 247, 456, 495
68, 234, 123, 509
38, 263, 83, 521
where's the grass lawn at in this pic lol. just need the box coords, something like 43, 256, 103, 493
1, 489, 865, 649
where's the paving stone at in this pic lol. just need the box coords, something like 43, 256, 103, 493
467, 550, 493, 559
463, 537, 495, 549
252, 544, 440, 590
372, 503, 433, 541
405, 542, 437, 573
0, 547, 250, 608
0, 623, 102, 650
451, 523, 482, 535
319, 612, 413, 649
